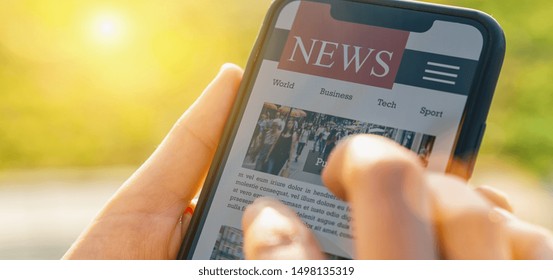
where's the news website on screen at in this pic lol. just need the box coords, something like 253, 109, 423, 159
190, 1, 484, 259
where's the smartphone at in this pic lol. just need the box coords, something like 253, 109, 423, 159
178, 0, 505, 260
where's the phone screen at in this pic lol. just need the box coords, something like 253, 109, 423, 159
187, 0, 489, 259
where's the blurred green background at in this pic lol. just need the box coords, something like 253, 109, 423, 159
0, 0, 552, 259
0, 0, 552, 177
0, 0, 269, 170
1, 0, 552, 178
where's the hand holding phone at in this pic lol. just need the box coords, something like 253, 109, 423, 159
63, 64, 245, 260
63, 65, 553, 260
62, 0, 553, 261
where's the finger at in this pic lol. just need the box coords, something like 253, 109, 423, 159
180, 198, 198, 238
474, 185, 514, 213
322, 135, 436, 259
115, 64, 243, 213
242, 197, 325, 260
169, 198, 198, 258
427, 174, 511, 259
493, 208, 553, 259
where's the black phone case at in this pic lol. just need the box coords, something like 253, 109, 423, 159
177, 0, 505, 260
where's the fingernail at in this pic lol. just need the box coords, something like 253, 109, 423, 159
220, 63, 237, 73
180, 207, 194, 231
184, 206, 194, 216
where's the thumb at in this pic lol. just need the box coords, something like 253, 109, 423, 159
105, 64, 243, 215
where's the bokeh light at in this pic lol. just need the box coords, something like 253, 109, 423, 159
91, 13, 126, 45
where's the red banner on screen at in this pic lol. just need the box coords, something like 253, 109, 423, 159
278, 2, 409, 89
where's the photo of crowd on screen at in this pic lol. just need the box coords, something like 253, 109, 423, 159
243, 102, 436, 179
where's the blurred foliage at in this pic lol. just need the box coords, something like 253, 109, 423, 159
0, 0, 552, 178
0, 0, 272, 168
433, 0, 553, 177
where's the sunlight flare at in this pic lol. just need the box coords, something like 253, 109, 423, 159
91, 13, 126, 45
